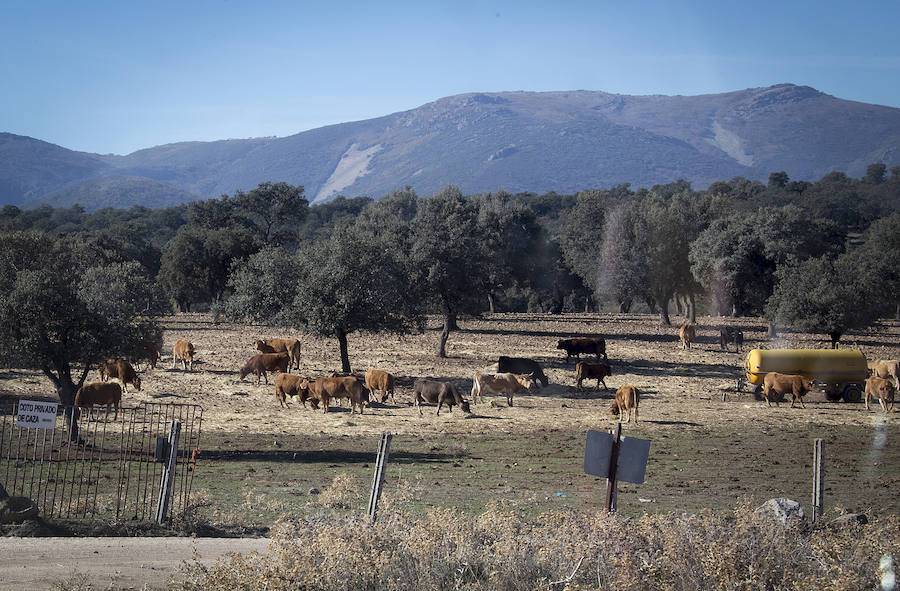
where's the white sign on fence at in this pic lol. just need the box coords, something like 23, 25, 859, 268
584, 429, 651, 484
16, 400, 58, 429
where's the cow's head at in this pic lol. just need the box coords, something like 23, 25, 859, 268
556, 340, 567, 350
518, 373, 536, 390
460, 400, 471, 413
239, 366, 251, 381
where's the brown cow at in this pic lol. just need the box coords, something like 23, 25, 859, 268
240, 353, 290, 385
557, 338, 607, 363
470, 372, 534, 406
256, 338, 302, 371
609, 385, 639, 423
75, 382, 123, 419
173, 339, 195, 371
865, 376, 896, 413
868, 360, 900, 388
575, 361, 612, 390
679, 323, 696, 350
301, 376, 369, 414
413, 379, 470, 416
131, 339, 161, 370
762, 372, 815, 408
274, 373, 318, 409
364, 369, 396, 403
100, 359, 142, 393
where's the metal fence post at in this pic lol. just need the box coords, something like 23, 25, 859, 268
367, 432, 392, 522
812, 438, 824, 522
156, 420, 181, 524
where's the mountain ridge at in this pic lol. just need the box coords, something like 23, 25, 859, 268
3, 84, 899, 210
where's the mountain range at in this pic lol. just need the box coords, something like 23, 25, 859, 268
2, 83, 899, 210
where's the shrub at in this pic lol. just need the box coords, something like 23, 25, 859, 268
173, 503, 899, 590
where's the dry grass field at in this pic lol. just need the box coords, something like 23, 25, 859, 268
2, 312, 899, 527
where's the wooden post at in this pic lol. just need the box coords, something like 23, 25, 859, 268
367, 432, 392, 522
812, 438, 824, 522
605, 423, 622, 513
156, 420, 181, 524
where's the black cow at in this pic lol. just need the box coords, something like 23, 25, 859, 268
497, 356, 549, 387
413, 379, 470, 416
556, 338, 607, 363
719, 327, 744, 352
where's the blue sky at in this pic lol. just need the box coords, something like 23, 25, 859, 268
2, 0, 898, 155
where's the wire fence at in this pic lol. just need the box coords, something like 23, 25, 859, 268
0, 400, 202, 522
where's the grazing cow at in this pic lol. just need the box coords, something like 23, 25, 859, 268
865, 376, 896, 413
575, 361, 612, 390
556, 338, 607, 363
719, 327, 744, 352
173, 339, 195, 371
364, 369, 396, 403
609, 385, 639, 423
679, 323, 696, 350
301, 376, 369, 414
413, 379, 470, 416
274, 373, 318, 409
239, 353, 290, 385
868, 360, 900, 388
497, 356, 549, 387
75, 382, 123, 419
101, 359, 142, 393
256, 338, 302, 371
762, 372, 815, 409
470, 372, 534, 406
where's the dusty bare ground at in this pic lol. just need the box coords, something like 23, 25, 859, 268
1, 312, 899, 589
0, 536, 269, 590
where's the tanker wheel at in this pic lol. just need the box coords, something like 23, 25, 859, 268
842, 384, 862, 403
751, 384, 762, 401
824, 384, 843, 402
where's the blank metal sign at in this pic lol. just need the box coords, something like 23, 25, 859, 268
584, 429, 651, 484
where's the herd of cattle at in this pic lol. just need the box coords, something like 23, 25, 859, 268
70, 323, 896, 419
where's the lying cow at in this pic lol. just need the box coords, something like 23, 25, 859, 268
239, 352, 290, 385
719, 327, 744, 352
868, 360, 900, 388
679, 323, 696, 350
274, 373, 318, 409
99, 359, 142, 393
173, 339, 195, 371
255, 338, 302, 371
364, 369, 396, 403
762, 372, 815, 409
301, 376, 369, 413
609, 385, 639, 423
498, 356, 549, 387
75, 381, 123, 419
413, 379, 470, 416
575, 361, 612, 390
470, 372, 534, 406
865, 376, 895, 413
557, 337, 607, 363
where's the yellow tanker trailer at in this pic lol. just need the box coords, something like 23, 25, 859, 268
744, 348, 868, 402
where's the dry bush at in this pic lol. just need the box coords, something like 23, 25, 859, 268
173, 502, 899, 591
317, 472, 362, 509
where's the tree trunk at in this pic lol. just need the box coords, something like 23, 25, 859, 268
688, 293, 696, 324
830, 332, 841, 349
487, 293, 495, 314
619, 299, 632, 313
896, 301, 899, 320
437, 313, 452, 358
767, 323, 777, 338
336, 329, 351, 374
645, 298, 657, 315
43, 365, 87, 441
447, 311, 459, 331
657, 296, 671, 326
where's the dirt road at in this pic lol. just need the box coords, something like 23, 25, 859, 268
0, 536, 269, 590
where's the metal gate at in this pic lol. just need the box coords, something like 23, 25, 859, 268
0, 401, 202, 522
